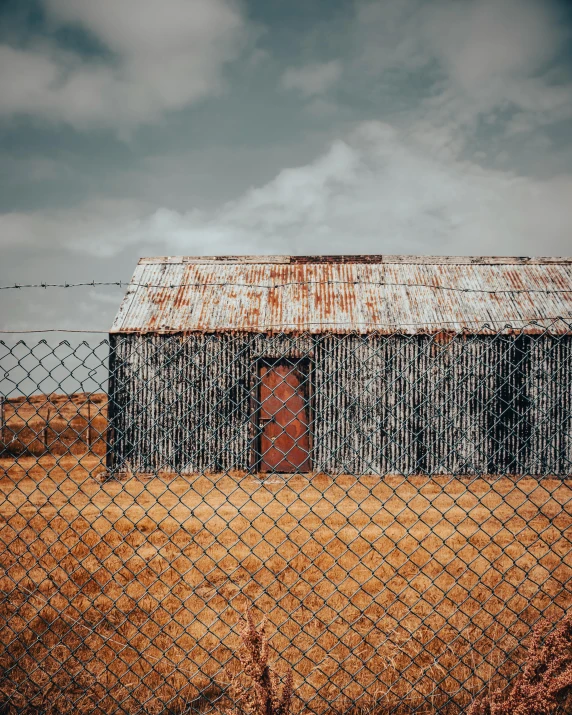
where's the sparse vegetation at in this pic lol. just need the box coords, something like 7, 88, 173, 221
2, 606, 571, 714
467, 614, 572, 715
226, 611, 293, 715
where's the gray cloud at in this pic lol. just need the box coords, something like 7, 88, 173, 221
353, 0, 572, 135
282, 61, 343, 96
425, 0, 565, 88
1, 0, 572, 332
0, 0, 252, 128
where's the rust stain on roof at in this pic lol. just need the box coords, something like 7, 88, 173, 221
110, 256, 572, 335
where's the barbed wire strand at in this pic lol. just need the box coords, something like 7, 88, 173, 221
1, 316, 572, 335
1, 280, 572, 295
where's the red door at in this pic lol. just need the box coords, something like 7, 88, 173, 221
257, 361, 311, 473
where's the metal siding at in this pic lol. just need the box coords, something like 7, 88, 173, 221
527, 336, 572, 473
111, 260, 572, 335
109, 333, 572, 476
110, 334, 251, 473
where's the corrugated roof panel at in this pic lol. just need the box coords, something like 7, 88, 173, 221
110, 256, 572, 335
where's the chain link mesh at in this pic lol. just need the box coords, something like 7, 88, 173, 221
0, 324, 571, 714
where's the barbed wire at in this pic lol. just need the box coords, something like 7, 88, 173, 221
1, 316, 572, 335
1, 279, 572, 295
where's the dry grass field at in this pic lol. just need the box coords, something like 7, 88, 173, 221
1, 450, 571, 714
0, 392, 107, 458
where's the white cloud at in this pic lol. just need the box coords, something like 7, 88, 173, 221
3, 121, 571, 259
282, 61, 342, 96
0, 0, 251, 128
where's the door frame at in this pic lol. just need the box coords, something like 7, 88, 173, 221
249, 357, 313, 473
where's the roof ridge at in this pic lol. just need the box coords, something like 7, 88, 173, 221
138, 255, 572, 266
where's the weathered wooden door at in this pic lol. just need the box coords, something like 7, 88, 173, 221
256, 360, 311, 473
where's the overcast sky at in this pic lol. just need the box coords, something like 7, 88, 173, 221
1, 0, 572, 332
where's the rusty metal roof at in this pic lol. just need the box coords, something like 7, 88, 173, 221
111, 256, 572, 335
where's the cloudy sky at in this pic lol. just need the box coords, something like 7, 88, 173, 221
1, 0, 572, 331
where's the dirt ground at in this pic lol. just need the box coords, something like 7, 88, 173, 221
1, 454, 571, 714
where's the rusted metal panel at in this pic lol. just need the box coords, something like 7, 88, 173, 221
138, 256, 292, 265
111, 257, 572, 335
138, 255, 572, 265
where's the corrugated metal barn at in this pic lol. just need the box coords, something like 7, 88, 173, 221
108, 255, 572, 476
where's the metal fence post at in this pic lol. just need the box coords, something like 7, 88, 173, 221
87, 397, 91, 450
0, 395, 4, 448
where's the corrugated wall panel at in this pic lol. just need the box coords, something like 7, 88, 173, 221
109, 335, 252, 473
109, 333, 572, 476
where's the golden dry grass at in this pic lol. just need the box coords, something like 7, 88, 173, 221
0, 393, 107, 458
0, 453, 571, 714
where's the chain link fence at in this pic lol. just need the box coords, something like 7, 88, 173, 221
1, 323, 571, 714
